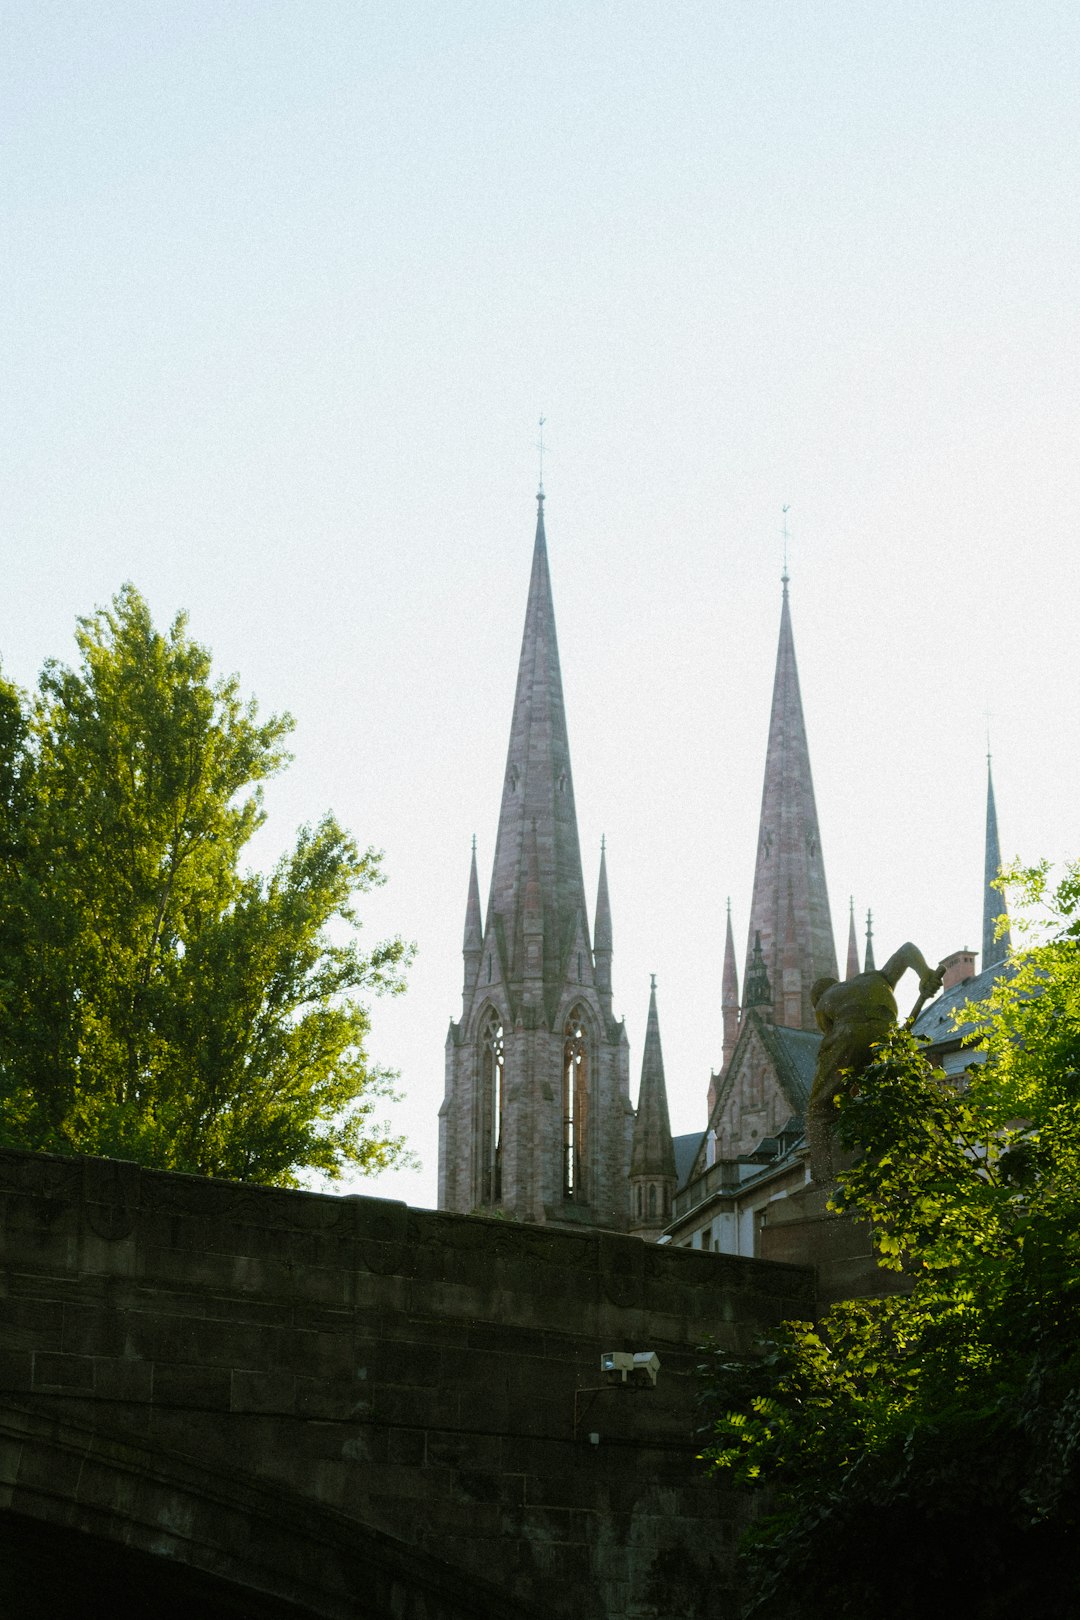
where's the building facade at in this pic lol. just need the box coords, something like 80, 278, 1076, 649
440, 491, 1012, 1253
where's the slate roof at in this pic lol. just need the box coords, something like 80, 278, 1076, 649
913, 961, 1014, 1049
757, 1022, 820, 1108
672, 1131, 704, 1191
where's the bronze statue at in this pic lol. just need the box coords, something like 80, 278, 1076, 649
806, 944, 945, 1182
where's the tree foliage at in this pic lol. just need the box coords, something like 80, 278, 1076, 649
699, 863, 1080, 1618
0, 585, 412, 1185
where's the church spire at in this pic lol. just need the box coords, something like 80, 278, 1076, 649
846, 897, 860, 979
440, 490, 632, 1231
744, 577, 837, 1028
983, 754, 1011, 969
864, 908, 876, 972
629, 976, 677, 1238
486, 492, 590, 1003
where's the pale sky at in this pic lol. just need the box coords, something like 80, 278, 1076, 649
3, 2, 1079, 1208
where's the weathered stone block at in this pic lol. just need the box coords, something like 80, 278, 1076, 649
151, 1362, 230, 1409
32, 1352, 94, 1390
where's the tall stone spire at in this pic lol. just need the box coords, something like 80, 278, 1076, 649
846, 897, 860, 980
440, 491, 633, 1230
486, 490, 591, 1005
744, 577, 837, 1027
983, 755, 1011, 968
629, 976, 677, 1240
594, 837, 613, 1016
864, 909, 876, 972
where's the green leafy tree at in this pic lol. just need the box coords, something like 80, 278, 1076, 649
0, 585, 412, 1185
699, 864, 1080, 1618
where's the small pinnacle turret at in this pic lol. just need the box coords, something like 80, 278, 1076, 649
721, 898, 739, 1071
983, 756, 1011, 969
462, 836, 483, 1004
629, 977, 677, 1239
744, 931, 773, 1013
594, 837, 613, 1015
846, 897, 859, 980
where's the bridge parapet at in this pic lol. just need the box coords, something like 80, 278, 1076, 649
0, 1149, 814, 1619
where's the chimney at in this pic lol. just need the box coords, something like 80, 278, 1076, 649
941, 949, 977, 992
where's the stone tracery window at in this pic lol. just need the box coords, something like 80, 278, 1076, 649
480, 1009, 505, 1203
563, 1006, 591, 1200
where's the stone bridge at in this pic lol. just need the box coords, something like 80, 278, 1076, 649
0, 1149, 815, 1618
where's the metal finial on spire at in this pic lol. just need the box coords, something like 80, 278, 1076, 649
601, 833, 606, 854
650, 972, 657, 992
781, 505, 791, 588
471, 833, 477, 855
537, 414, 547, 501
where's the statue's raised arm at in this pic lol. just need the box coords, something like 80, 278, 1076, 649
880, 942, 946, 1008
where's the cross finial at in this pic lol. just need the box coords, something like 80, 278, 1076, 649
471, 833, 477, 855
985, 705, 992, 764
601, 832, 606, 854
537, 415, 547, 500
650, 972, 657, 992
781, 505, 791, 588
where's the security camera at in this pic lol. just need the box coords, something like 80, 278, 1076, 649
631, 1351, 660, 1387
600, 1351, 635, 1383
600, 1350, 660, 1387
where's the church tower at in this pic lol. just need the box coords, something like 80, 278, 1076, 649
438, 494, 633, 1229
743, 575, 837, 1029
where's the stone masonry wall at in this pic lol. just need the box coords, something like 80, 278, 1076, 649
0, 1149, 815, 1619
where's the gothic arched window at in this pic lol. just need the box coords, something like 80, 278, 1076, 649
648, 1183, 657, 1220
563, 1007, 591, 1200
480, 1009, 505, 1203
